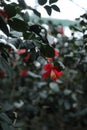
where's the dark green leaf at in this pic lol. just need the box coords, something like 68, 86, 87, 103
0, 15, 9, 36
8, 18, 29, 32
69, 25, 82, 32
4, 3, 20, 18
38, 0, 47, 5
71, 93, 77, 101
51, 5, 60, 12
1, 122, 14, 130
64, 100, 71, 110
49, 82, 60, 93
63, 89, 72, 95
44, 5, 52, 16
33, 9, 41, 17
28, 71, 41, 79
0, 113, 12, 124
2, 102, 13, 111
23, 32, 35, 39
49, 0, 58, 5
18, 0, 27, 9
0, 55, 13, 77
40, 43, 54, 57
29, 24, 41, 34
54, 61, 65, 71
20, 11, 30, 22
14, 122, 26, 127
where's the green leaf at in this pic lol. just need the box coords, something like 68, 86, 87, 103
49, 82, 60, 93
0, 15, 9, 36
40, 43, 54, 58
4, 3, 20, 18
54, 61, 65, 71
28, 71, 41, 79
23, 32, 35, 39
44, 5, 52, 16
71, 93, 77, 101
8, 18, 28, 32
18, 0, 27, 9
38, 0, 47, 5
64, 100, 71, 110
63, 89, 72, 95
0, 113, 12, 124
33, 9, 41, 17
0, 55, 13, 77
20, 11, 30, 22
51, 5, 60, 12
1, 122, 14, 130
69, 25, 82, 32
2, 102, 13, 111
49, 0, 58, 5
18, 128, 23, 130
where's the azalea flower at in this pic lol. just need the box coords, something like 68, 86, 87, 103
0, 9, 8, 21
24, 53, 30, 62
0, 70, 6, 78
42, 63, 63, 81
17, 49, 26, 54
17, 49, 30, 62
20, 70, 28, 77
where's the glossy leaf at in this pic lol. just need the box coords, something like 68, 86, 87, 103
49, 82, 60, 93
40, 43, 54, 57
64, 100, 71, 110
8, 18, 28, 32
20, 11, 30, 22
1, 122, 14, 130
44, 5, 52, 16
33, 9, 41, 17
49, 0, 58, 5
18, 0, 27, 9
4, 3, 20, 18
38, 0, 47, 5
63, 89, 72, 95
0, 113, 12, 124
0, 55, 13, 77
54, 61, 65, 71
0, 15, 9, 36
51, 5, 60, 12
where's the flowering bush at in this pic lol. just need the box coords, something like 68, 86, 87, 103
42, 63, 63, 81
0, 0, 64, 130
0, 0, 87, 130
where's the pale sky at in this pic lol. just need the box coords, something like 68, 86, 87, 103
6, 0, 87, 20
25, 0, 87, 20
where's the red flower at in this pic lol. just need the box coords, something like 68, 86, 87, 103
24, 53, 30, 62
42, 63, 63, 81
54, 49, 59, 57
17, 49, 26, 54
20, 70, 28, 77
0, 9, 8, 20
0, 70, 6, 78
17, 49, 30, 62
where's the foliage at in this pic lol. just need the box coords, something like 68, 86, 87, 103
0, 0, 87, 130
0, 0, 63, 130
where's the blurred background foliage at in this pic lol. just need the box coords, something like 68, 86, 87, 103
0, 0, 87, 130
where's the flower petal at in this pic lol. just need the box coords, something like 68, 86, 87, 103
17, 49, 26, 54
54, 69, 63, 76
50, 70, 57, 81
55, 49, 59, 57
24, 53, 30, 62
43, 63, 52, 71
20, 70, 28, 76
42, 70, 50, 79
